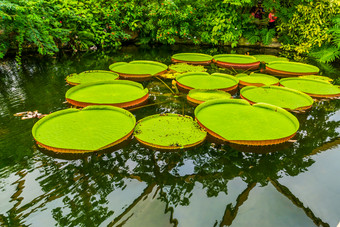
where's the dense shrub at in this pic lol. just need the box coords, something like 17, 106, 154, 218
0, 0, 339, 63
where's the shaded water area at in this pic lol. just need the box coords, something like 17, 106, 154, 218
0, 45, 339, 226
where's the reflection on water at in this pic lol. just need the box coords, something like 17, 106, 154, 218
0, 45, 339, 226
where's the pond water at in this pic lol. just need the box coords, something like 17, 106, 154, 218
0, 45, 339, 227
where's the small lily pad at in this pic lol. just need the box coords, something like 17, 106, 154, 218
213, 54, 260, 70
109, 60, 168, 81
134, 114, 207, 150
66, 80, 149, 108
169, 63, 207, 73
266, 62, 319, 77
187, 89, 232, 105
236, 73, 279, 87
66, 70, 119, 85
253, 55, 289, 64
176, 72, 239, 92
171, 53, 213, 64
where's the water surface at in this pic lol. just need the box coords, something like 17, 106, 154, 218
0, 45, 339, 226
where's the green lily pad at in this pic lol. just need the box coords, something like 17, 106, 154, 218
134, 114, 207, 149
299, 75, 333, 83
187, 89, 232, 104
109, 60, 167, 79
32, 106, 136, 152
266, 62, 319, 75
195, 99, 299, 145
66, 80, 148, 108
171, 53, 213, 63
213, 54, 259, 64
66, 70, 119, 85
240, 86, 314, 110
176, 72, 239, 91
169, 63, 207, 73
253, 55, 289, 63
236, 73, 279, 86
280, 77, 340, 98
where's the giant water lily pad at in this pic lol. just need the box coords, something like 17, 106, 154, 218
280, 77, 340, 98
253, 55, 289, 63
266, 62, 319, 77
195, 99, 299, 146
187, 89, 232, 105
213, 54, 260, 70
66, 80, 149, 108
66, 70, 119, 85
236, 73, 279, 87
134, 114, 207, 149
171, 53, 213, 65
240, 86, 314, 111
109, 60, 168, 81
176, 72, 239, 92
32, 106, 136, 153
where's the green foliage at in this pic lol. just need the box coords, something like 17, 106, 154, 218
1, 0, 340, 63
278, 0, 340, 63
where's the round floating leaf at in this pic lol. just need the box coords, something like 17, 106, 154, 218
253, 55, 289, 63
195, 99, 299, 146
176, 72, 239, 92
299, 75, 333, 83
66, 70, 119, 85
236, 73, 279, 86
109, 60, 168, 80
66, 80, 149, 108
266, 62, 319, 76
280, 77, 340, 98
171, 53, 213, 64
169, 63, 207, 73
134, 114, 207, 149
187, 89, 232, 105
32, 106, 136, 153
213, 54, 259, 64
213, 54, 260, 70
240, 86, 314, 111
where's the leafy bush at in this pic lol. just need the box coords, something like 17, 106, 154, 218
1, 0, 340, 63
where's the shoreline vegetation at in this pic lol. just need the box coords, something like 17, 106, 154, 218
0, 0, 339, 63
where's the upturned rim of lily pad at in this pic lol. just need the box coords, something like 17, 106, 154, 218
266, 61, 319, 76
194, 99, 299, 146
171, 53, 213, 65
236, 73, 279, 87
280, 77, 340, 98
240, 85, 314, 111
134, 113, 207, 150
65, 80, 149, 109
32, 105, 136, 153
66, 70, 119, 85
187, 89, 232, 105
109, 60, 168, 80
176, 72, 239, 92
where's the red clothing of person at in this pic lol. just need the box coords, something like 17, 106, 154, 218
269, 13, 277, 23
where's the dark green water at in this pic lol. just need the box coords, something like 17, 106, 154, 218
0, 45, 339, 227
